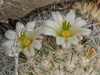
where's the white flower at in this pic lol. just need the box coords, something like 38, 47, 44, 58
42, 10, 91, 49
2, 21, 43, 57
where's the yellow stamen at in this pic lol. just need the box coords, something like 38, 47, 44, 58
23, 40, 31, 46
62, 31, 70, 38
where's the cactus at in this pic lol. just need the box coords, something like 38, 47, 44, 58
1, 0, 100, 75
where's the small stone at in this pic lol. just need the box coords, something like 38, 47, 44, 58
0, 0, 60, 23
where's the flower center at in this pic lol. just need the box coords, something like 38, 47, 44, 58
23, 40, 31, 46
62, 31, 70, 38
62, 20, 71, 38
19, 32, 26, 41
19, 32, 31, 47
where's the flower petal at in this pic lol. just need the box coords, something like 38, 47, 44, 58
69, 17, 87, 36
42, 27, 58, 36
26, 21, 35, 30
61, 39, 71, 49
29, 47, 35, 56
16, 22, 25, 32
25, 31, 33, 40
67, 36, 79, 45
18, 42, 24, 52
56, 36, 65, 45
65, 9, 75, 24
23, 47, 35, 57
23, 47, 30, 57
75, 28, 91, 36
33, 27, 43, 39
73, 17, 87, 27
51, 11, 63, 27
25, 27, 42, 41
2, 40, 14, 57
35, 36, 43, 42
2, 40, 14, 48
31, 40, 42, 50
4, 30, 16, 40
44, 20, 62, 35
75, 35, 83, 41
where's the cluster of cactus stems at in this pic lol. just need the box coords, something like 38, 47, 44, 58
1, 0, 100, 75
73, 0, 100, 22
19, 36, 100, 75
